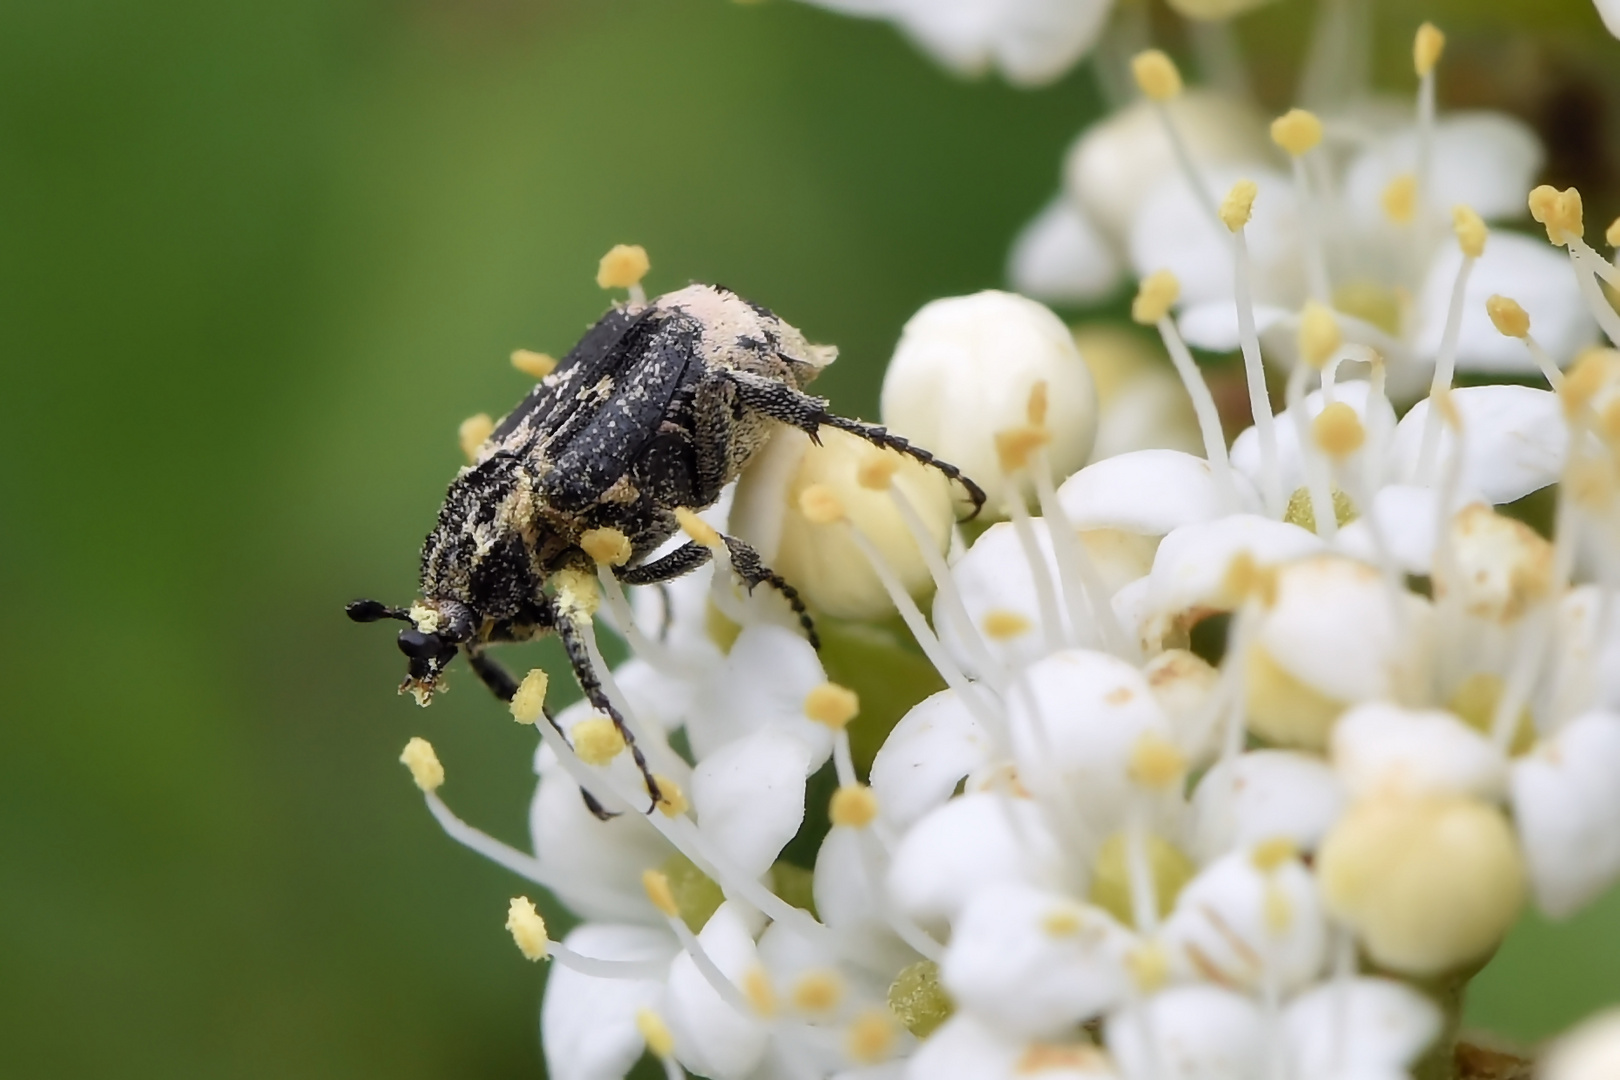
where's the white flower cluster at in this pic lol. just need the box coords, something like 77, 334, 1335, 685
394, 10, 1620, 1080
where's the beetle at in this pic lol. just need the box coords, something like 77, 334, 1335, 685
349, 283, 984, 809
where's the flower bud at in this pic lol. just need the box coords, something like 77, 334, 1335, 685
1435, 504, 1553, 623
1542, 1008, 1620, 1080
880, 291, 1096, 511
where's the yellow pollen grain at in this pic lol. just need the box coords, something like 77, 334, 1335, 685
804, 682, 860, 729
1042, 908, 1082, 937
509, 668, 549, 725
580, 526, 633, 567
636, 1009, 675, 1058
553, 567, 601, 619
572, 716, 627, 766
994, 424, 1051, 474
1486, 295, 1530, 339
1026, 380, 1050, 426
511, 349, 558, 379
1381, 174, 1417, 225
673, 506, 722, 549
846, 1010, 897, 1065
1607, 216, 1620, 248
1251, 837, 1299, 872
743, 967, 778, 1018
830, 784, 879, 829
982, 609, 1034, 640
1219, 179, 1258, 232
1130, 49, 1182, 102
856, 454, 900, 491
1530, 185, 1584, 246
791, 970, 844, 1014
1453, 205, 1488, 258
652, 774, 689, 817
596, 244, 650, 290
1312, 402, 1366, 458
1561, 349, 1613, 416
798, 483, 846, 525
458, 413, 494, 463
1413, 22, 1445, 77
506, 896, 550, 961
1270, 108, 1323, 157
1566, 457, 1616, 510
1131, 270, 1180, 325
1018, 1045, 1109, 1075
1298, 301, 1341, 369
1263, 882, 1294, 933
400, 737, 444, 792
1125, 943, 1170, 993
1127, 731, 1187, 790
642, 869, 680, 917
1221, 551, 1278, 608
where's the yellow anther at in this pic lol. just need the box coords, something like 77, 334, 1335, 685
1453, 204, 1488, 258
982, 609, 1034, 640
1131, 270, 1180, 325
1127, 731, 1187, 790
1042, 908, 1082, 937
1298, 301, 1341, 370
1312, 402, 1366, 458
596, 243, 650, 290
642, 869, 680, 918
1026, 380, 1050, 427
1270, 108, 1323, 157
400, 737, 444, 792
1251, 837, 1299, 872
830, 784, 879, 828
553, 567, 601, 619
1381, 174, 1417, 225
1263, 881, 1295, 933
856, 454, 900, 491
458, 413, 494, 463
993, 424, 1051, 474
798, 483, 846, 525
1433, 386, 1463, 430
1018, 1046, 1111, 1074
673, 506, 722, 549
1413, 22, 1445, 77
1125, 943, 1170, 992
1529, 185, 1585, 246
1131, 49, 1183, 102
580, 526, 633, 567
743, 967, 779, 1018
1608, 217, 1620, 248
652, 774, 689, 816
792, 970, 844, 1013
1561, 349, 1616, 417
509, 668, 549, 725
1221, 551, 1278, 608
511, 349, 558, 379
636, 1009, 675, 1059
804, 682, 860, 729
846, 1010, 898, 1065
1486, 295, 1531, 339
572, 716, 627, 766
506, 896, 550, 961
1219, 179, 1258, 232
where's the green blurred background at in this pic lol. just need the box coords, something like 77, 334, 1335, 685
3, 0, 1617, 1076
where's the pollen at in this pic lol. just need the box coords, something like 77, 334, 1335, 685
506, 896, 550, 961
743, 966, 779, 1018
1251, 837, 1299, 872
1452, 204, 1488, 258
993, 424, 1051, 474
1017, 1045, 1109, 1075
1381, 174, 1417, 224
652, 773, 689, 816
830, 784, 879, 828
1561, 348, 1615, 417
674, 506, 722, 548
1270, 108, 1323, 157
1413, 22, 1445, 77
1041, 908, 1082, 937
982, 608, 1034, 640
791, 969, 844, 1014
553, 567, 601, 619
596, 244, 650, 290
400, 737, 444, 792
458, 413, 494, 463
509, 668, 549, 725
804, 682, 860, 729
1125, 943, 1170, 992
580, 526, 633, 567
846, 1010, 898, 1065
1220, 551, 1278, 608
572, 716, 627, 765
1127, 731, 1187, 790
1219, 179, 1258, 232
1026, 380, 1050, 426
1131, 270, 1180, 325
856, 454, 900, 491
1130, 49, 1182, 102
1529, 185, 1584, 246
1486, 295, 1530, 338
635, 1008, 675, 1059
642, 868, 680, 918
798, 483, 846, 525
510, 348, 557, 379
1298, 301, 1341, 369
1312, 402, 1366, 458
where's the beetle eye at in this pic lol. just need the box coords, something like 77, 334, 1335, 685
397, 628, 445, 660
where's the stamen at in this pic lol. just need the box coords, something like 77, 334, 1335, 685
1271, 109, 1331, 302
1001, 480, 1067, 652
1414, 215, 1484, 482
804, 682, 860, 730
422, 789, 565, 891
1413, 23, 1445, 219
1032, 449, 1135, 659
1487, 294, 1564, 389
597, 243, 651, 306
829, 784, 879, 829
1126, 814, 1161, 935
1285, 360, 1339, 540
581, 526, 633, 568
458, 413, 494, 463
400, 737, 444, 791
510, 349, 557, 380
594, 565, 681, 675
1381, 174, 1417, 225
1131, 49, 1221, 225
1222, 180, 1284, 516
509, 668, 549, 725
636, 1009, 687, 1080
506, 896, 551, 960
846, 1010, 899, 1066
572, 716, 628, 765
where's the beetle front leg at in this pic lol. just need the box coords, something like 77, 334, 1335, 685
551, 603, 662, 813
615, 541, 713, 585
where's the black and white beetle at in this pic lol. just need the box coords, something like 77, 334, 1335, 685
349, 284, 984, 810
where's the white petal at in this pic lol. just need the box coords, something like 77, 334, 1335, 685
942, 884, 1134, 1038
1332, 701, 1507, 801
891, 0, 1113, 87
1146, 514, 1326, 622
687, 624, 831, 765
1333, 484, 1487, 576
1284, 976, 1442, 1075
1544, 586, 1620, 725
1008, 197, 1123, 304
612, 657, 701, 734
812, 827, 920, 978
664, 903, 769, 1080
692, 728, 814, 879
1602, 0, 1620, 36
1510, 711, 1620, 918
1188, 750, 1346, 864
1105, 985, 1264, 1080
870, 689, 994, 831
1413, 232, 1596, 375
1230, 381, 1396, 499
888, 792, 1077, 928
530, 757, 673, 923
1542, 1008, 1620, 1080
1058, 449, 1256, 534
1389, 384, 1568, 504
1343, 112, 1542, 225
904, 1015, 1023, 1080
542, 923, 679, 1080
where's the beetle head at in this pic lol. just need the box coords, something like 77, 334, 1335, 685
346, 597, 477, 705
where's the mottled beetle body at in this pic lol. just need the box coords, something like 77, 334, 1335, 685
350, 283, 984, 808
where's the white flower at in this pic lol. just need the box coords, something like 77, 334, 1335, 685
1283, 977, 1442, 1079
1188, 751, 1346, 864
1331, 702, 1506, 801
663, 902, 771, 1080
1105, 984, 1264, 1080
1509, 710, 1620, 918
907, 1015, 1116, 1080
1601, 0, 1620, 37
1386, 385, 1568, 504
1543, 1007, 1620, 1080
1008, 198, 1123, 305
541, 924, 679, 1080
868, 688, 993, 831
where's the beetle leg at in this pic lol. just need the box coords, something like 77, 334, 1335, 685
552, 603, 662, 813
725, 370, 988, 518
615, 541, 713, 585
719, 535, 820, 649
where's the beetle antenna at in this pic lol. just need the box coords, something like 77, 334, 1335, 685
346, 599, 411, 623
